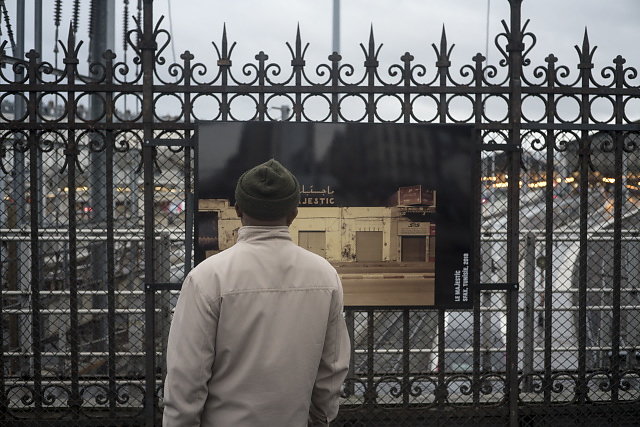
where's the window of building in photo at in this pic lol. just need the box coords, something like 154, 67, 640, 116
298, 231, 327, 258
355, 231, 383, 262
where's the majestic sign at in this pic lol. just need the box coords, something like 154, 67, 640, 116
196, 122, 476, 308
299, 185, 336, 206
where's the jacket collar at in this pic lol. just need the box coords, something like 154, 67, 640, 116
237, 226, 292, 243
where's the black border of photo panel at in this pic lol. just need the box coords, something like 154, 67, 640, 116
194, 121, 476, 309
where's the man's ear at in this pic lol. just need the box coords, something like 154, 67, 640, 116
235, 205, 242, 218
286, 207, 298, 226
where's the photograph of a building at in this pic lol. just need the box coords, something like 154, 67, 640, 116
197, 121, 474, 307
198, 185, 436, 306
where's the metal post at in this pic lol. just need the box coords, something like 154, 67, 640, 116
482, 266, 494, 373
365, 310, 375, 407
26, 47, 43, 415
402, 309, 410, 405
611, 131, 622, 404
103, 49, 117, 414
610, 55, 626, 405
472, 55, 483, 406
181, 50, 193, 277
155, 233, 172, 383
543, 53, 557, 405
332, 0, 340, 54
32, 9, 45, 412
436, 309, 446, 420
577, 29, 593, 406
522, 233, 536, 392
345, 310, 355, 396
13, 0, 32, 379
64, 24, 82, 418
142, 0, 157, 424
34, 0, 43, 231
506, 1, 523, 425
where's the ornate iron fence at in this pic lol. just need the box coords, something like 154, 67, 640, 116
1, 0, 640, 425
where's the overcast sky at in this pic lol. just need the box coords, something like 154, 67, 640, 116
5, 1, 639, 71
3, 0, 639, 122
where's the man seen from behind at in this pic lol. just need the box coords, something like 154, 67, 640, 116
163, 159, 351, 426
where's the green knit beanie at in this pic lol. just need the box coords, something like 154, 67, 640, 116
234, 159, 300, 220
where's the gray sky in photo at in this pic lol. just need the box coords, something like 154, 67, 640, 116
4, 0, 639, 122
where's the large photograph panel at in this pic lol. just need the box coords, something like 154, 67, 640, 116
196, 122, 475, 308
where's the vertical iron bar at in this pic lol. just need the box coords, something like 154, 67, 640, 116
142, 0, 157, 424
13, 0, 25, 214
437, 38, 450, 423
65, 27, 81, 417
219, 25, 229, 122
522, 233, 535, 392
472, 53, 484, 406
344, 309, 355, 395
256, 51, 266, 121
104, 50, 117, 413
543, 54, 557, 405
611, 130, 622, 403
577, 31, 591, 406
67, 136, 80, 418
293, 27, 303, 122
183, 51, 193, 276
330, 52, 339, 122
611, 55, 625, 403
402, 51, 412, 124
506, 1, 523, 425
155, 234, 171, 383
437, 309, 446, 418
26, 49, 42, 415
34, 0, 43, 231
402, 309, 410, 405
13, 0, 29, 383
436, 38, 456, 419
437, 27, 448, 125
366, 309, 375, 407
365, 28, 376, 123
472, 249, 482, 405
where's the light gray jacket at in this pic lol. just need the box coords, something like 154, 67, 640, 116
163, 226, 351, 427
